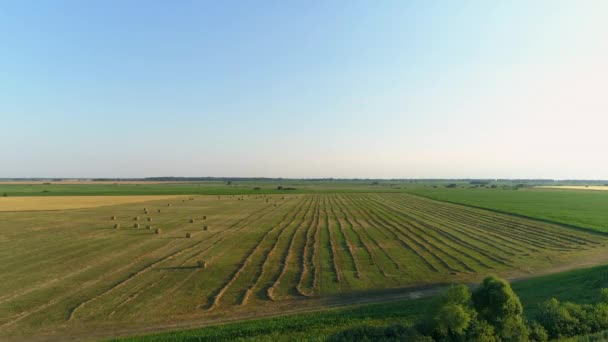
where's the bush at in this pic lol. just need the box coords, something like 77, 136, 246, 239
536, 298, 579, 338
528, 321, 548, 342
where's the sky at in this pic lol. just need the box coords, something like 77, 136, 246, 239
1, 1, 607, 179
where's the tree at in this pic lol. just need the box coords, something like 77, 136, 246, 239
500, 316, 529, 342
435, 304, 471, 337
442, 284, 472, 307
528, 321, 548, 342
600, 288, 608, 304
473, 276, 527, 341
465, 319, 497, 342
473, 276, 523, 324
536, 298, 579, 338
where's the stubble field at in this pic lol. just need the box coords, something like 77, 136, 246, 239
1, 192, 607, 340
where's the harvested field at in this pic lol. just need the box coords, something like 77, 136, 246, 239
0, 196, 185, 211
1, 193, 607, 340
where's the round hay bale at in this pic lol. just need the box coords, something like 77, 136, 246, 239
146, 224, 151, 229
157, 209, 161, 213
147, 217, 152, 222
111, 216, 116, 220
154, 228, 161, 234
203, 215, 207, 220
167, 204, 171, 207
190, 218, 195, 223
114, 223, 120, 229
186, 232, 192, 238
197, 260, 207, 269
134, 216, 139, 221
134, 223, 140, 228
203, 225, 208, 231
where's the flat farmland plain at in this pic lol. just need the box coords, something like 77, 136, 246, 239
1, 193, 607, 340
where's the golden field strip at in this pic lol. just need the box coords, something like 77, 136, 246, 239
0, 196, 185, 211
1, 193, 607, 339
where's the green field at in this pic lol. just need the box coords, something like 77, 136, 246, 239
2, 191, 608, 340
0, 181, 404, 197
112, 264, 608, 341
406, 186, 608, 233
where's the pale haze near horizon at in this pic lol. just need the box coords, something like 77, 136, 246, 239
1, 1, 607, 179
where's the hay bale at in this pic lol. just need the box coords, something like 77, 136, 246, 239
155, 228, 161, 234
134, 223, 140, 228
114, 223, 120, 229
203, 215, 207, 220
157, 209, 161, 213
186, 232, 192, 238
197, 260, 207, 269
203, 225, 208, 231
111, 216, 116, 220
190, 218, 195, 223
167, 204, 171, 207
134, 216, 139, 221
147, 217, 152, 222
146, 224, 151, 229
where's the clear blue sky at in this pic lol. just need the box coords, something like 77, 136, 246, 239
2, 1, 607, 179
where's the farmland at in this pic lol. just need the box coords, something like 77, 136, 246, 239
115, 263, 608, 342
1, 192, 608, 340
0, 195, 184, 211
406, 186, 608, 233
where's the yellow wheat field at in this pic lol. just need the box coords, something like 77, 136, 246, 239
0, 195, 186, 211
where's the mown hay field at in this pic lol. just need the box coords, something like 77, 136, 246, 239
1, 193, 607, 340
0, 195, 185, 211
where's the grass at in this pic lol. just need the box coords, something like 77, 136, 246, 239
405, 186, 608, 233
2, 192, 608, 341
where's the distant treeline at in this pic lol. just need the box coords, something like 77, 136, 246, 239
2, 177, 607, 184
